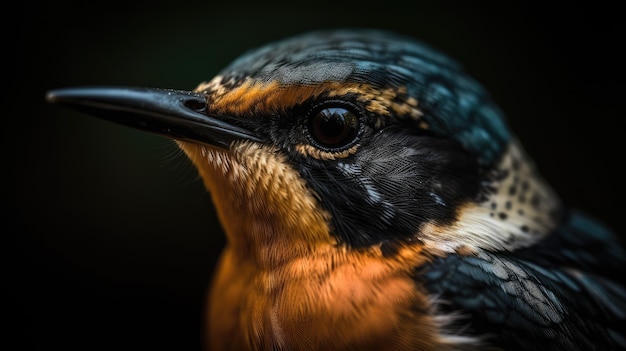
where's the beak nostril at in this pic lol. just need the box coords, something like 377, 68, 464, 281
184, 99, 207, 113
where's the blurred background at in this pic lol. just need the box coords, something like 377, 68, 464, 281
5, 0, 624, 350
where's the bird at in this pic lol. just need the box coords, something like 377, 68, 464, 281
46, 28, 626, 350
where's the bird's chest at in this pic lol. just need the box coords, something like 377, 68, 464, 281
205, 247, 439, 351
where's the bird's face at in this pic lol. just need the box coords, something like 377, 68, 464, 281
47, 29, 562, 267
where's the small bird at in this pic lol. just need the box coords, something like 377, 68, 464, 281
47, 29, 625, 350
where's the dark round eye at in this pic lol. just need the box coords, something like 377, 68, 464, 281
309, 106, 360, 149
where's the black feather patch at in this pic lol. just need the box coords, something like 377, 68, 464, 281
295, 127, 484, 248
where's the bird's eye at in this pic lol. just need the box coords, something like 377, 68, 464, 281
308, 105, 360, 149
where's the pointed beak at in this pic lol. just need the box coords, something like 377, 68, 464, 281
46, 86, 262, 149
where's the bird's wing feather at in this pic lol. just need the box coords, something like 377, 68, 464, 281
420, 209, 626, 351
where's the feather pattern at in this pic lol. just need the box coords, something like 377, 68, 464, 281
421, 210, 626, 350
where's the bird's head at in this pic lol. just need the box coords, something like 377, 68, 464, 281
47, 29, 562, 267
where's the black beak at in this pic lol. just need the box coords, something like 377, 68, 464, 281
46, 86, 262, 149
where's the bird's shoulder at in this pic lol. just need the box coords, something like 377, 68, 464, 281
419, 209, 626, 350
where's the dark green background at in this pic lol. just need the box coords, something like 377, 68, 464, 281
5, 1, 624, 350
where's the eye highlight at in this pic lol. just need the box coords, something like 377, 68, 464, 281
308, 104, 360, 150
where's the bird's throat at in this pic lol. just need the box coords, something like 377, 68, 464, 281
176, 140, 336, 268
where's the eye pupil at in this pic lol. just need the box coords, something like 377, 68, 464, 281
310, 107, 359, 148
318, 108, 348, 137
